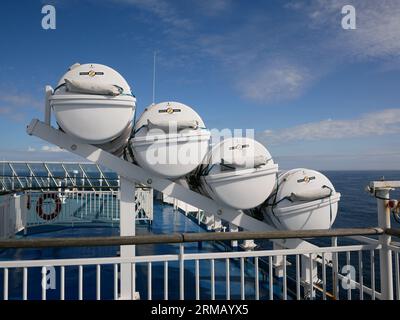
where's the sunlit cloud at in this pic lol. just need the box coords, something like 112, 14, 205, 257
259, 109, 400, 145
0, 92, 42, 122
237, 60, 313, 102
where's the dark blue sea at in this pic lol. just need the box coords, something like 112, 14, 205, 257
324, 171, 400, 228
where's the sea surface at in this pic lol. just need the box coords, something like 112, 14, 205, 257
324, 171, 400, 229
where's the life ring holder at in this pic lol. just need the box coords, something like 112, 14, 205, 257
26, 193, 31, 210
36, 193, 62, 221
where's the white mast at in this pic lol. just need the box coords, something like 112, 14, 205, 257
152, 51, 157, 105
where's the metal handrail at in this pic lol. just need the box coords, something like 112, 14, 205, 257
386, 228, 400, 238
0, 186, 120, 195
0, 227, 384, 249
0, 174, 120, 181
0, 244, 380, 269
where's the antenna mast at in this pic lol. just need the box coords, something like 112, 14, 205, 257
152, 51, 157, 105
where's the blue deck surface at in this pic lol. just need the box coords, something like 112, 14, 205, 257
0, 201, 285, 300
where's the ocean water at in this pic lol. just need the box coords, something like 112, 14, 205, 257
324, 171, 400, 229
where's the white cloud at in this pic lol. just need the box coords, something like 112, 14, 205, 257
112, 0, 231, 22
0, 92, 42, 122
106, 0, 400, 104
27, 145, 65, 153
0, 107, 11, 115
0, 106, 26, 122
259, 108, 400, 145
201, 1, 400, 103
196, 0, 232, 16
107, 0, 314, 103
287, 0, 400, 61
274, 151, 400, 170
110, 0, 192, 30
0, 94, 41, 110
195, 28, 309, 103
41, 145, 65, 152
1, 149, 82, 162
237, 60, 312, 102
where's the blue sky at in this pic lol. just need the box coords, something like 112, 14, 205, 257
1, 0, 400, 170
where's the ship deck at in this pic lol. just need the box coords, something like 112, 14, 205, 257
0, 201, 285, 300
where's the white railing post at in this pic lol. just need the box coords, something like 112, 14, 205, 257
179, 244, 185, 300
229, 224, 238, 248
119, 177, 136, 300
376, 187, 394, 300
273, 242, 284, 277
331, 236, 339, 299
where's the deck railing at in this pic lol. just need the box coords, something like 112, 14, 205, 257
0, 228, 399, 300
0, 189, 153, 234
1, 178, 400, 300
0, 161, 119, 192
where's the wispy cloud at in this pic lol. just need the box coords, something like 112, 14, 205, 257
237, 60, 313, 103
0, 107, 11, 115
0, 149, 81, 162
28, 145, 65, 153
234, 1, 400, 103
155, 1, 400, 103
41, 145, 65, 152
274, 151, 400, 170
0, 106, 26, 122
0, 92, 42, 122
110, 0, 192, 31
52, 0, 400, 105
259, 108, 400, 145
195, 0, 232, 17
286, 0, 400, 61
0, 94, 41, 110
111, 0, 232, 22
105, 1, 312, 102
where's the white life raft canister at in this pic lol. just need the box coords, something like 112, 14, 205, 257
48, 63, 136, 156
130, 101, 211, 178
262, 168, 341, 230
193, 137, 278, 210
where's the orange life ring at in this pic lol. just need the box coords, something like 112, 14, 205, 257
35, 193, 62, 221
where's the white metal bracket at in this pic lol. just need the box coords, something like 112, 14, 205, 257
27, 118, 322, 251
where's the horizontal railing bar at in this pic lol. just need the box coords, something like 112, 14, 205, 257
0, 186, 152, 195
183, 244, 380, 260
0, 244, 379, 269
349, 235, 380, 245
27, 190, 120, 193
182, 228, 383, 242
348, 235, 400, 250
0, 161, 95, 165
0, 234, 183, 249
0, 174, 120, 181
0, 255, 180, 268
0, 186, 119, 195
386, 228, 400, 238
0, 228, 383, 249
387, 244, 400, 252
